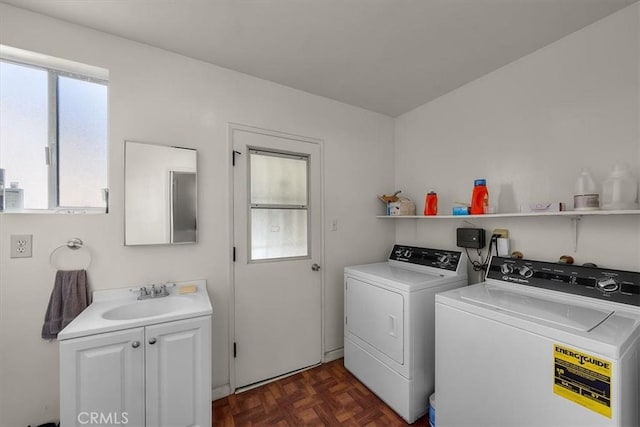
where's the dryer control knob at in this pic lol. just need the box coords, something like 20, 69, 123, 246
501, 264, 514, 274
596, 278, 618, 293
518, 265, 534, 278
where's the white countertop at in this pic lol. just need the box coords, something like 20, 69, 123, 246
58, 279, 212, 340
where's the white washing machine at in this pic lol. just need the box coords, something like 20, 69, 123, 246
436, 256, 640, 427
344, 244, 468, 423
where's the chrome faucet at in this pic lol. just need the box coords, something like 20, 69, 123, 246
138, 286, 151, 300
137, 283, 171, 300
153, 284, 170, 298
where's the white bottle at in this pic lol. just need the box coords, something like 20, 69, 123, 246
4, 182, 24, 212
602, 164, 639, 210
0, 168, 4, 212
573, 168, 599, 210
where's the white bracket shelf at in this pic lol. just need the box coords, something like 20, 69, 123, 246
376, 209, 640, 220
377, 209, 640, 252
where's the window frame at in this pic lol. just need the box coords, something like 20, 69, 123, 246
247, 148, 311, 263
0, 45, 109, 213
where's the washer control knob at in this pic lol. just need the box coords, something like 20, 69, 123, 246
438, 254, 451, 265
518, 265, 534, 278
403, 249, 412, 258
597, 278, 619, 293
501, 264, 514, 274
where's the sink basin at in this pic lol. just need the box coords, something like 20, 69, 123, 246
57, 279, 212, 340
102, 297, 192, 320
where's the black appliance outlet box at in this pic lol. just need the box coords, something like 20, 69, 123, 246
457, 228, 486, 249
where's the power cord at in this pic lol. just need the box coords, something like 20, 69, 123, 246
465, 234, 500, 272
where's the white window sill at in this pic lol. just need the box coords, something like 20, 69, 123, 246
1, 209, 107, 215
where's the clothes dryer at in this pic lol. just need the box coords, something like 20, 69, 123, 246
344, 245, 467, 423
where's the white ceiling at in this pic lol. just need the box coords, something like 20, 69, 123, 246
2, 0, 637, 117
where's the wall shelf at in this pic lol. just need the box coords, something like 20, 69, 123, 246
378, 209, 640, 252
376, 209, 640, 220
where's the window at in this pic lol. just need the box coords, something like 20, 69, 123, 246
0, 46, 108, 212
249, 149, 309, 261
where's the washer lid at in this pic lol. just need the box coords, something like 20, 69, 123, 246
461, 286, 613, 332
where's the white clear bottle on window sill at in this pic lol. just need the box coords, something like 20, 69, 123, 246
0, 168, 5, 212
4, 182, 24, 212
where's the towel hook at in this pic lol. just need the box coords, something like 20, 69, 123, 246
49, 238, 92, 270
66, 238, 84, 249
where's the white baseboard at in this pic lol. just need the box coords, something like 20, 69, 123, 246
323, 347, 344, 362
212, 383, 231, 401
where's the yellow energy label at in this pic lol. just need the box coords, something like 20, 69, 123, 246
553, 344, 612, 418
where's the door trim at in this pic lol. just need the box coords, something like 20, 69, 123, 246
227, 122, 325, 393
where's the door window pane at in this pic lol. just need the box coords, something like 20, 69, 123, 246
251, 209, 308, 260
58, 76, 107, 207
0, 61, 49, 209
250, 152, 307, 205
249, 149, 310, 261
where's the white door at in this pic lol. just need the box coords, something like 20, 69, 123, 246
145, 316, 211, 427
232, 126, 322, 389
59, 328, 145, 427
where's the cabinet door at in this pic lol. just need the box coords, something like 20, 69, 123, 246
59, 328, 145, 427
145, 316, 211, 427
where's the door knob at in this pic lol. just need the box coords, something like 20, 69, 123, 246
312, 263, 321, 271
131, 341, 140, 348
149, 337, 157, 345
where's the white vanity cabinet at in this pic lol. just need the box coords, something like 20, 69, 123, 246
145, 317, 211, 427
60, 315, 211, 427
60, 327, 145, 426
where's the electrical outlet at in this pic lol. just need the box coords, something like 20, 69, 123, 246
10, 234, 32, 258
493, 228, 509, 238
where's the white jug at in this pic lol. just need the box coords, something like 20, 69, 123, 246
602, 164, 639, 210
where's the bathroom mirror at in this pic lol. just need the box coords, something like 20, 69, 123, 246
125, 141, 197, 245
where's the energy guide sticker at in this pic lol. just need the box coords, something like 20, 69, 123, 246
553, 344, 612, 418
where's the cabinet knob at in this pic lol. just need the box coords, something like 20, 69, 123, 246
131, 341, 140, 348
149, 337, 157, 345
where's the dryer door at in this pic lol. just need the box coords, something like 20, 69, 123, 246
346, 277, 404, 364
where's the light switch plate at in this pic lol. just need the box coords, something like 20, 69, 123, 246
10, 234, 32, 258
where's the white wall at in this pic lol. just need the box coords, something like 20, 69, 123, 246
395, 3, 640, 283
0, 4, 395, 426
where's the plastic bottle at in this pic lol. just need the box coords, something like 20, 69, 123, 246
470, 179, 488, 215
602, 164, 639, 210
0, 168, 4, 212
424, 190, 438, 216
574, 167, 598, 195
574, 168, 599, 210
4, 182, 24, 212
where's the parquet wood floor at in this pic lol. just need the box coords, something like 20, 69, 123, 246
213, 358, 430, 426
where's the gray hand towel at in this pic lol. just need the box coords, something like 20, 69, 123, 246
42, 270, 90, 340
